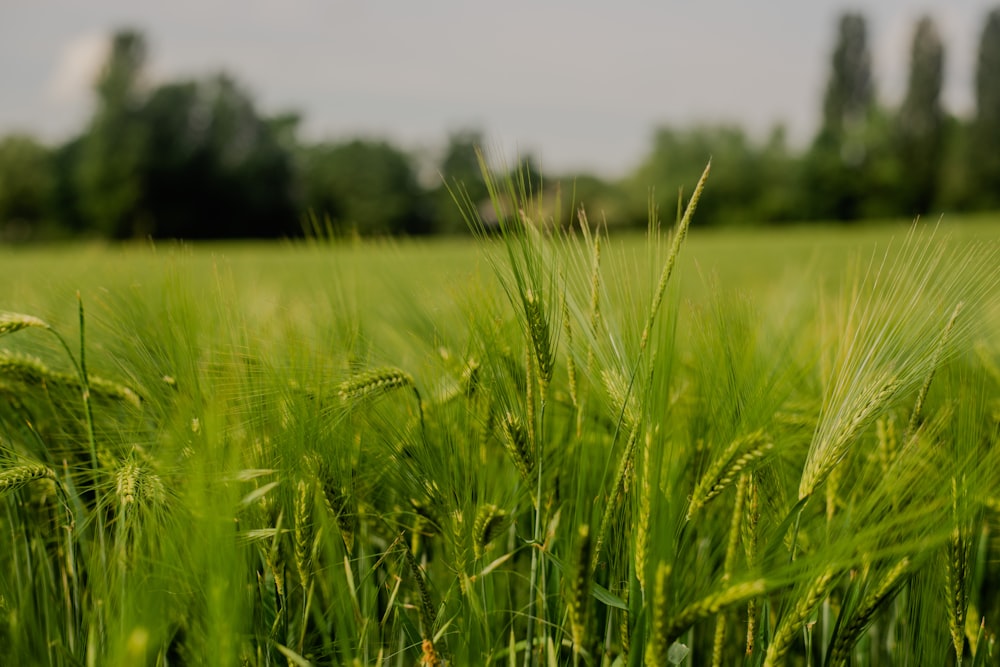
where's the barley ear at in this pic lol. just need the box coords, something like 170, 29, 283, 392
640, 159, 710, 351
688, 430, 771, 520
635, 430, 653, 597
473, 504, 509, 559
293, 479, 314, 593
711, 474, 749, 667
522, 288, 553, 389
945, 475, 971, 663
764, 567, 838, 667
338, 366, 425, 433
645, 561, 673, 667
593, 426, 639, 570
0, 312, 50, 337
905, 302, 963, 443
0, 464, 56, 496
500, 412, 534, 485
402, 539, 437, 640
567, 524, 592, 657
664, 578, 767, 646
827, 557, 910, 667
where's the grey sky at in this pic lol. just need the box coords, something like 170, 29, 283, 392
1, 1, 996, 176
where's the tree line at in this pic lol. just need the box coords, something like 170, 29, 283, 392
2, 10, 1000, 240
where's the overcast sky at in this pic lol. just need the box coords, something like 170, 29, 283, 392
1, 1, 996, 176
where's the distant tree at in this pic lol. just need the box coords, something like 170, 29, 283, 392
803, 12, 876, 220
75, 29, 150, 237
301, 139, 429, 236
0, 135, 55, 240
895, 16, 946, 216
629, 125, 768, 226
969, 8, 1000, 208
558, 173, 631, 229
141, 75, 299, 238
821, 13, 874, 138
432, 129, 488, 234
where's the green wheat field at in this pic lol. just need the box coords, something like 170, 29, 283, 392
1, 166, 999, 666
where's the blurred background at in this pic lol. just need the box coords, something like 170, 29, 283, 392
2, 0, 1000, 240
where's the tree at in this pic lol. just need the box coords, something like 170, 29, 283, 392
803, 12, 876, 220
431, 129, 488, 234
969, 8, 1000, 208
75, 29, 150, 238
629, 125, 770, 226
896, 16, 946, 216
0, 135, 55, 240
301, 140, 429, 236
141, 75, 299, 238
822, 13, 874, 138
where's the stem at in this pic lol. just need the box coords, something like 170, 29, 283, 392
523, 347, 548, 667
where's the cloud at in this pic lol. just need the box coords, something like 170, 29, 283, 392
45, 33, 109, 103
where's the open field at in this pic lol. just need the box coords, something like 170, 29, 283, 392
0, 200, 998, 665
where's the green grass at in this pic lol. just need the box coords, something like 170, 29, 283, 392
0, 195, 998, 666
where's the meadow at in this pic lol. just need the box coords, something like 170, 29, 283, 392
0, 167, 999, 666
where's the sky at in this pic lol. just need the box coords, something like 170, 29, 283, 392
1, 1, 997, 177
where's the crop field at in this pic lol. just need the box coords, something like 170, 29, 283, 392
0, 171, 999, 666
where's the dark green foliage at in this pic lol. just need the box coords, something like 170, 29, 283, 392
970, 8, 1000, 209
432, 129, 490, 234
822, 13, 874, 138
140, 76, 299, 238
0, 135, 55, 240
74, 30, 150, 238
895, 16, 946, 216
301, 139, 430, 236
803, 12, 876, 221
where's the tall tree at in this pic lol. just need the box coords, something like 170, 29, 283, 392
970, 8, 1000, 208
803, 12, 876, 220
822, 13, 874, 139
301, 140, 429, 236
432, 129, 488, 234
140, 75, 299, 238
75, 29, 150, 237
896, 16, 946, 215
